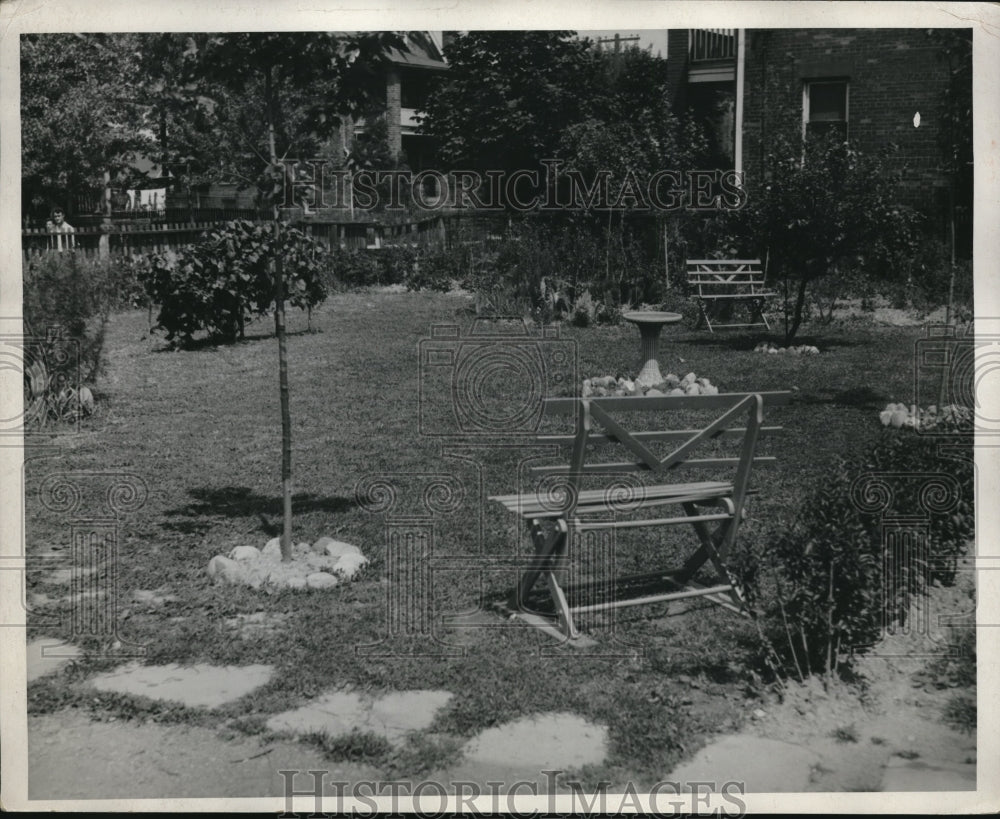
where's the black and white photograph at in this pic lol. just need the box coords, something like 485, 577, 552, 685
1, 1, 998, 813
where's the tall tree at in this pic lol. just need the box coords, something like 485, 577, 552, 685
21, 34, 154, 221
156, 32, 405, 561
417, 31, 591, 176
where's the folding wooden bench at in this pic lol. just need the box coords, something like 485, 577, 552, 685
490, 391, 791, 642
687, 259, 777, 332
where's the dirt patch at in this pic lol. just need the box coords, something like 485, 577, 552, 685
664, 575, 976, 792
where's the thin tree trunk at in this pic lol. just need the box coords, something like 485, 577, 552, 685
267, 66, 294, 563
825, 560, 835, 681
786, 275, 809, 345
940, 177, 957, 408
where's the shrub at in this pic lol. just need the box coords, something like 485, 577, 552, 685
22, 254, 105, 422
140, 220, 328, 347
405, 245, 464, 293
327, 247, 381, 289
763, 424, 974, 680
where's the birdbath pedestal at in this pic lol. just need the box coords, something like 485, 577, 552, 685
623, 311, 682, 388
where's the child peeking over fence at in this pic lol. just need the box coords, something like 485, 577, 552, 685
45, 208, 75, 251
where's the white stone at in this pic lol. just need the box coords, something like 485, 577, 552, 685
207, 555, 245, 585
262, 538, 283, 558
228, 545, 261, 562
78, 386, 95, 415
317, 538, 362, 560
645, 388, 664, 397
685, 383, 701, 395
306, 572, 339, 590
334, 552, 369, 580
702, 385, 720, 395
669, 388, 685, 396
286, 576, 308, 590
681, 372, 697, 385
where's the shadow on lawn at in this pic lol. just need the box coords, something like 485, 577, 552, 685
677, 333, 867, 351
151, 328, 314, 353
162, 486, 357, 534
795, 385, 890, 410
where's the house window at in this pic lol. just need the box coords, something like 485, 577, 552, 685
803, 80, 848, 142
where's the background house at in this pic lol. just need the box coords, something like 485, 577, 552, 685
665, 28, 972, 255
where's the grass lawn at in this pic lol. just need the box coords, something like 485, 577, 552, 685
24, 289, 930, 787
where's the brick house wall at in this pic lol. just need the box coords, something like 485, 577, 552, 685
740, 29, 961, 228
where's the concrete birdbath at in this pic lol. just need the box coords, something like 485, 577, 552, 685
622, 311, 683, 388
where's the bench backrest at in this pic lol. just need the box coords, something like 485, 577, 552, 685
532, 391, 791, 514
686, 259, 766, 293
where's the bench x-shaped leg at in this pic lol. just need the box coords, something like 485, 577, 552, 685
694, 299, 714, 332
509, 518, 580, 640
674, 500, 747, 611
748, 296, 771, 330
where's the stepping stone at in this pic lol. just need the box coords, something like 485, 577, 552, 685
267, 691, 369, 739
26, 639, 82, 683
667, 735, 821, 793
463, 712, 608, 770
266, 689, 453, 747
880, 757, 976, 791
368, 690, 454, 744
89, 663, 274, 709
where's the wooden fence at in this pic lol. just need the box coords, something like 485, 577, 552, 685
22, 211, 509, 263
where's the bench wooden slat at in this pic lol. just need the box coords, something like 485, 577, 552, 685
542, 391, 793, 415
529, 456, 777, 475
536, 425, 781, 445
490, 480, 732, 506
692, 292, 777, 299
686, 259, 762, 265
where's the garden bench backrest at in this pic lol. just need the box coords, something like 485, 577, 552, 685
685, 259, 776, 331
528, 391, 792, 517
686, 259, 768, 295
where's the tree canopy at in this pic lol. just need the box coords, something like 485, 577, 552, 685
21, 34, 155, 217
416, 31, 592, 175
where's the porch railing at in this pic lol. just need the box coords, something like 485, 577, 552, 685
690, 29, 736, 62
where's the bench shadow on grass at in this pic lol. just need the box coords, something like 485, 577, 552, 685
162, 486, 357, 535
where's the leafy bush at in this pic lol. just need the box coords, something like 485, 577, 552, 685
764, 424, 974, 680
462, 214, 676, 322
326, 247, 381, 289
140, 220, 328, 347
405, 245, 463, 293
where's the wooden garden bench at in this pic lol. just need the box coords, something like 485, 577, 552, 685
687, 259, 777, 332
490, 391, 791, 642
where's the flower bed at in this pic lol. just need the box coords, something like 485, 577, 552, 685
583, 372, 719, 398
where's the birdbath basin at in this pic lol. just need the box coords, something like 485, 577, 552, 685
622, 311, 683, 388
